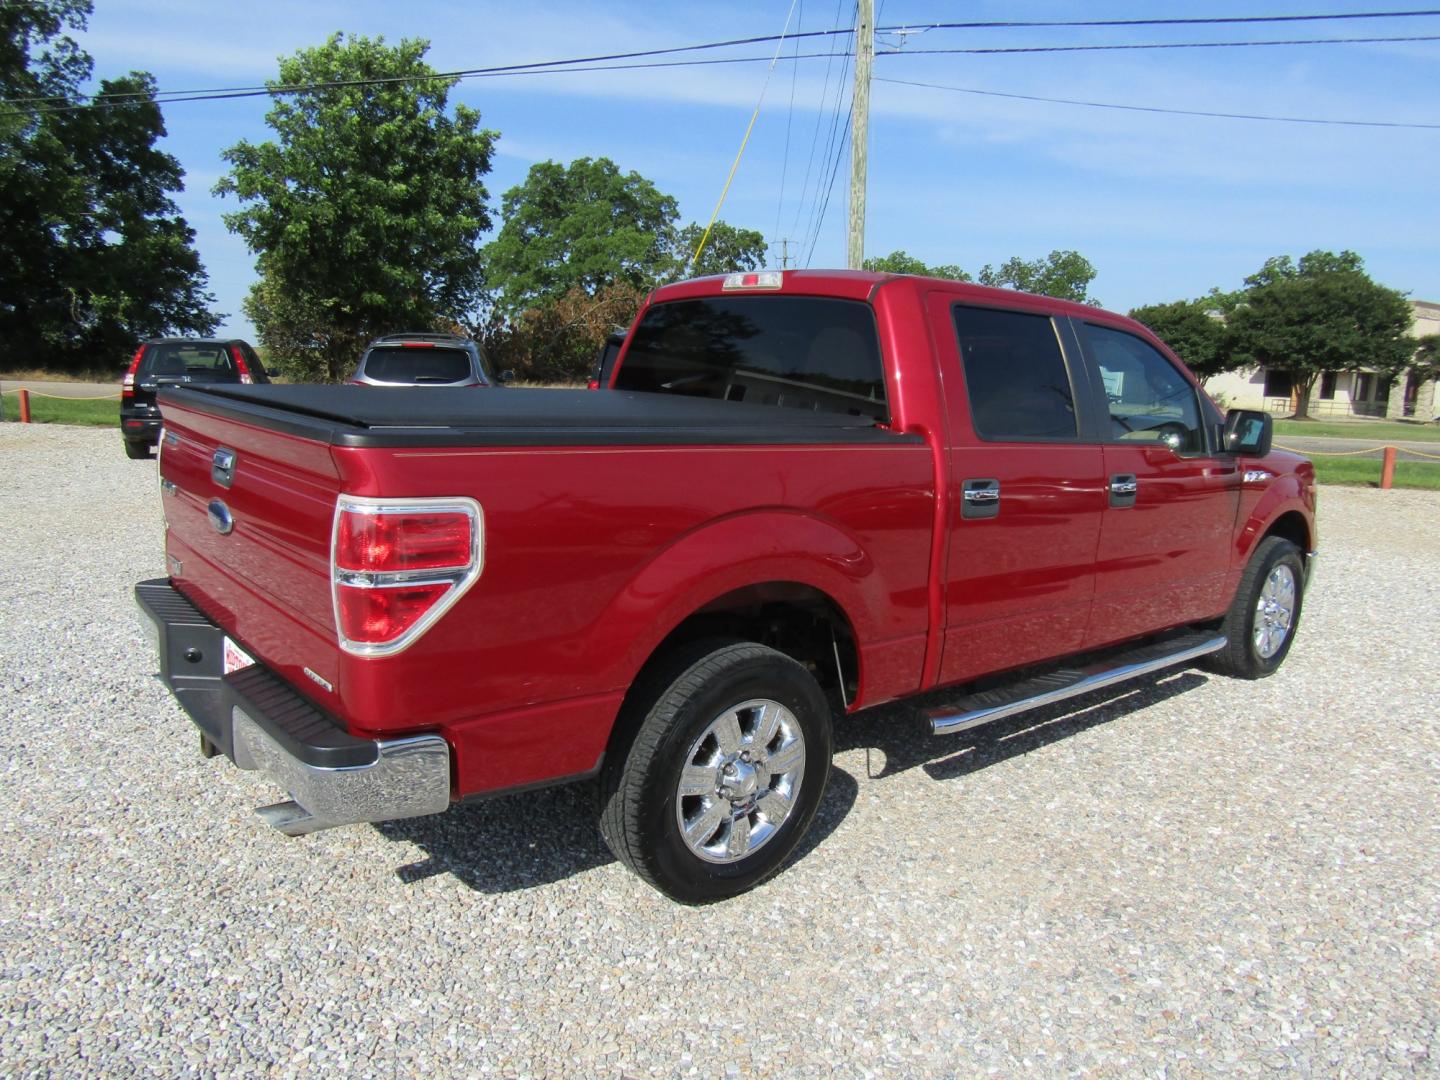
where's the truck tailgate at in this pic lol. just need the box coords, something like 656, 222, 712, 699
158, 395, 344, 721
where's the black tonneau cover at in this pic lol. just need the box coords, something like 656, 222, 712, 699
159, 385, 922, 448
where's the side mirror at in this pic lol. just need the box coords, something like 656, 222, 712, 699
1223, 409, 1272, 457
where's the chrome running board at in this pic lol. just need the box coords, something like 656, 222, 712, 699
928, 632, 1226, 736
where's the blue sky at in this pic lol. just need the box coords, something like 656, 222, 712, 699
78, 0, 1440, 338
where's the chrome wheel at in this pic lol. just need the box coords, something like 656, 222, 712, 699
675, 698, 806, 865
1253, 563, 1297, 659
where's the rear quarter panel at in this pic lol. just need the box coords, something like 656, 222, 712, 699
330, 439, 935, 793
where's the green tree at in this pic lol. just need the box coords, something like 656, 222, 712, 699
675, 221, 768, 280
978, 249, 1098, 305
1128, 299, 1231, 380
861, 249, 971, 281
1411, 335, 1440, 384
484, 157, 678, 317
216, 33, 496, 381
1227, 250, 1413, 420
0, 0, 217, 372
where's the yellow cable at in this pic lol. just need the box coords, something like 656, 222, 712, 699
691, 0, 801, 271
0, 388, 121, 400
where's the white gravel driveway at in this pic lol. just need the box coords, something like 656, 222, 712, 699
2, 424, 1436, 1077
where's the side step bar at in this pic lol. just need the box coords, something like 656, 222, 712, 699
928, 632, 1226, 736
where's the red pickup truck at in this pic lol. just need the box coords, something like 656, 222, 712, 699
137, 270, 1316, 903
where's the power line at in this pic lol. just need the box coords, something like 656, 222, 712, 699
788, 0, 853, 244
6, 9, 1440, 109
887, 34, 1440, 56
801, 5, 857, 262
877, 75, 1440, 129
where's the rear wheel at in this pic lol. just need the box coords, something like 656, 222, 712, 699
599, 640, 832, 903
1205, 536, 1305, 679
123, 438, 152, 460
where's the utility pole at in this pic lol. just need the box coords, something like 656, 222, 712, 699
847, 0, 874, 270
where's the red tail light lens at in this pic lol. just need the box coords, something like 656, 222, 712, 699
331, 497, 483, 655
123, 345, 144, 400
336, 508, 474, 573
229, 344, 253, 384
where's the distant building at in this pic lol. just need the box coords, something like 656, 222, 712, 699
1204, 300, 1439, 419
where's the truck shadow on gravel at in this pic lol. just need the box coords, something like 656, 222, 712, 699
836, 669, 1210, 783
373, 767, 861, 894
375, 669, 1203, 894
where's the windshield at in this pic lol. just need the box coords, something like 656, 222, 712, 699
614, 296, 887, 421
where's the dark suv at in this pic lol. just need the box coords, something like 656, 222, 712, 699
121, 338, 268, 459
350, 333, 496, 387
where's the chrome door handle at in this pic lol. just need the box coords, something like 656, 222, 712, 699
1110, 480, 1137, 495
964, 488, 1000, 503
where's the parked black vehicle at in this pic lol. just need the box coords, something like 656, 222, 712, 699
588, 329, 627, 390
121, 339, 268, 459
349, 333, 499, 387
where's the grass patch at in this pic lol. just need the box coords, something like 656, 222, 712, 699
0, 367, 121, 384
1, 392, 119, 427
1274, 419, 1440, 442
1310, 456, 1440, 489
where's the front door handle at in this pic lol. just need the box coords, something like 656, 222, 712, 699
962, 478, 1000, 520
1109, 474, 1138, 508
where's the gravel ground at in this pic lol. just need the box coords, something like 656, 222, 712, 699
2, 423, 1436, 1078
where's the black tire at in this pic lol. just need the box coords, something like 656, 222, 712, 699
123, 439, 152, 460
599, 639, 833, 904
1204, 536, 1305, 679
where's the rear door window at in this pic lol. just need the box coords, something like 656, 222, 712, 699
614, 296, 887, 420
363, 347, 473, 384
953, 306, 1079, 441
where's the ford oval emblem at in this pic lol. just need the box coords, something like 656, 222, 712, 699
207, 498, 234, 535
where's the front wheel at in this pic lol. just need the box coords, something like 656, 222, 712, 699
1204, 536, 1306, 679
599, 640, 833, 903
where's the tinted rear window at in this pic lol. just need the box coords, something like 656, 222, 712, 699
953, 306, 1078, 441
614, 296, 887, 420
142, 344, 235, 378
363, 347, 473, 384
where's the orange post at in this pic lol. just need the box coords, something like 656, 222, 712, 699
1380, 445, 1397, 489
18, 388, 31, 424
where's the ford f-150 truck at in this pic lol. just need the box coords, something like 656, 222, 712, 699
136, 270, 1316, 903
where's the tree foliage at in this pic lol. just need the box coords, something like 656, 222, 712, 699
1412, 335, 1440, 385
478, 281, 648, 384
677, 221, 768, 280
1226, 250, 1413, 419
0, 0, 217, 371
216, 34, 496, 381
978, 249, 1098, 305
484, 157, 678, 318
861, 250, 971, 281
1128, 299, 1231, 379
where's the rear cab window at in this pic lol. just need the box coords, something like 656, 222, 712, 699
614, 296, 888, 421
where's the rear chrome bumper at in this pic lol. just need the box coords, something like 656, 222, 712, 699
135, 579, 451, 835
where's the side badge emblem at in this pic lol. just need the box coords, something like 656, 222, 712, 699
207, 499, 234, 535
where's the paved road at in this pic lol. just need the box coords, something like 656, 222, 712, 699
1273, 434, 1440, 461
0, 379, 120, 400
